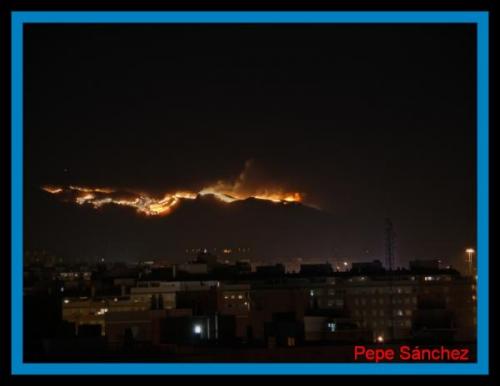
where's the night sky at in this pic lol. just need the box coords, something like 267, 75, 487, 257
24, 23, 476, 268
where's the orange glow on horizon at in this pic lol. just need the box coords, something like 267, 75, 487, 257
41, 185, 304, 216
42, 186, 63, 194
41, 163, 305, 216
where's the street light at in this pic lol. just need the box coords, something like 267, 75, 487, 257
465, 248, 475, 276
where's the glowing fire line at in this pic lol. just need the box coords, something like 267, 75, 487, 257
41, 185, 303, 216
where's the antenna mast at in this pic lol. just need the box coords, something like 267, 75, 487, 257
385, 218, 396, 271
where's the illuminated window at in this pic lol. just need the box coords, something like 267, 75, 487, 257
327, 322, 336, 332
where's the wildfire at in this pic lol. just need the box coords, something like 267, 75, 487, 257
254, 192, 302, 203
41, 162, 305, 216
41, 186, 303, 216
41, 186, 63, 194
69, 185, 114, 194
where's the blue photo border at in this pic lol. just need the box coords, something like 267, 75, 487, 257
11, 11, 489, 375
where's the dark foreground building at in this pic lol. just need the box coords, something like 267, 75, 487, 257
24, 259, 476, 361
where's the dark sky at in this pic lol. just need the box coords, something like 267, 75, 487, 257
24, 23, 476, 268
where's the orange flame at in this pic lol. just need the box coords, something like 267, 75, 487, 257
42, 186, 63, 194
41, 163, 304, 216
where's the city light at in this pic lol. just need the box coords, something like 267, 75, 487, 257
193, 324, 202, 334
377, 335, 384, 343
327, 322, 336, 332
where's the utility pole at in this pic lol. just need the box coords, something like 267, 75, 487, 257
465, 248, 475, 276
